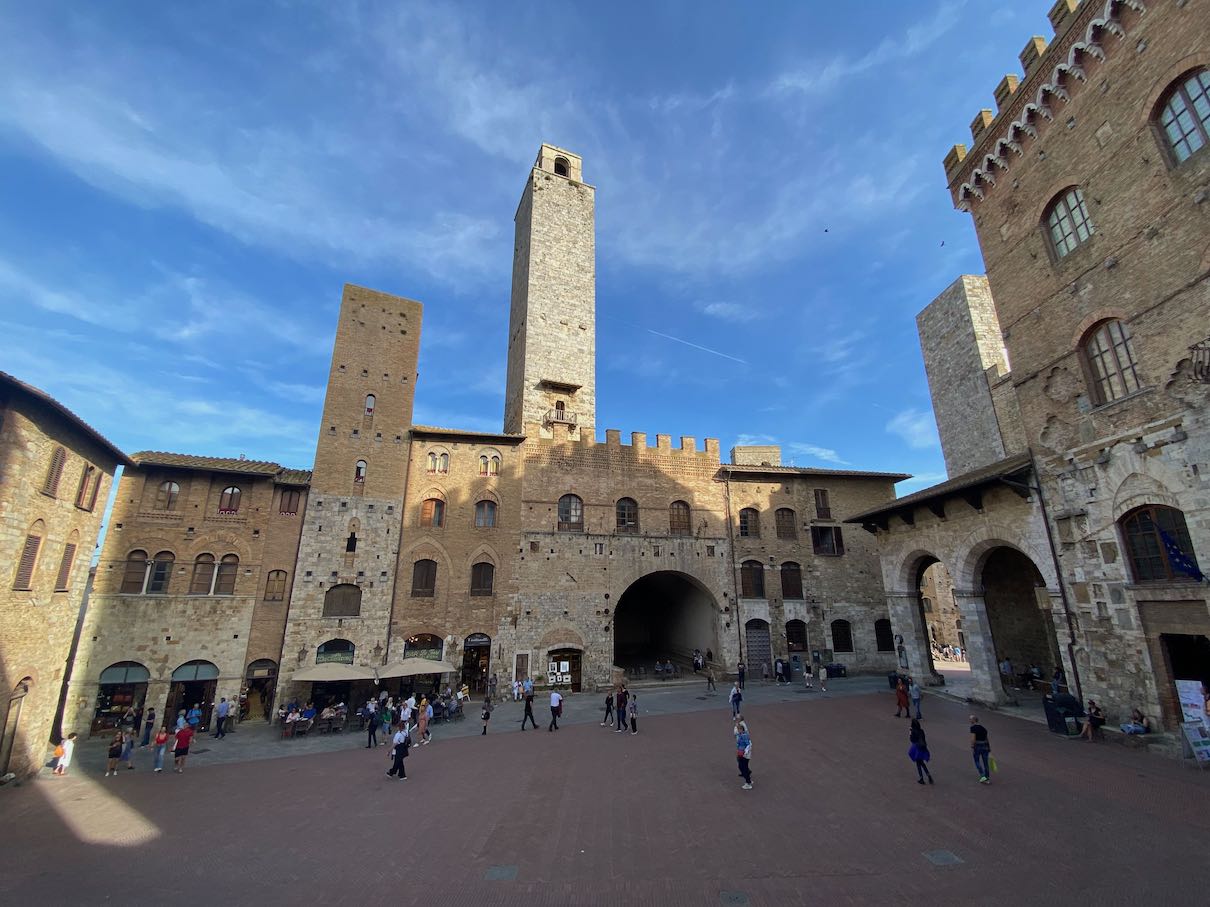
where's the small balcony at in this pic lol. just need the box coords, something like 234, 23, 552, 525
546, 407, 578, 425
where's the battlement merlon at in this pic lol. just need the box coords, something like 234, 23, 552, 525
941, 0, 1148, 208
529, 428, 721, 461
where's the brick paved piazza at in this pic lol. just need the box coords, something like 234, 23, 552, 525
4, 682, 1207, 906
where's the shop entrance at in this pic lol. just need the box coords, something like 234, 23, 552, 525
981, 547, 1061, 692
462, 633, 491, 693
1161, 633, 1210, 726
93, 661, 150, 736
166, 660, 219, 731
547, 648, 582, 692
613, 571, 719, 672
245, 659, 278, 721
745, 619, 771, 674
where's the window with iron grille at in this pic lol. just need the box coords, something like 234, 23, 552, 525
264, 569, 288, 601
616, 498, 639, 534
831, 619, 854, 653
1082, 319, 1141, 405
780, 562, 803, 599
740, 560, 765, 598
669, 500, 691, 536
1157, 69, 1210, 164
1120, 505, 1200, 583
1045, 187, 1094, 259
470, 562, 495, 596
738, 508, 760, 538
558, 494, 583, 532
813, 488, 831, 520
411, 559, 437, 597
42, 446, 66, 497
775, 508, 796, 540
811, 525, 845, 556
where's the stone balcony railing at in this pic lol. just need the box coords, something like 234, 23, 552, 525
546, 408, 577, 425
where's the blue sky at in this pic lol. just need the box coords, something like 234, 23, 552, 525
0, 1, 1040, 491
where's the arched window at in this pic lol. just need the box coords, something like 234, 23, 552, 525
403, 633, 443, 661
189, 554, 216, 595
558, 494, 583, 532
738, 508, 760, 538
218, 486, 241, 514
264, 569, 287, 601
554, 156, 570, 177
214, 554, 239, 595
474, 500, 497, 528
470, 562, 495, 596
42, 446, 66, 497
1157, 69, 1210, 164
740, 560, 765, 598
279, 488, 302, 516
489, 455, 501, 476
426, 451, 450, 474
316, 638, 354, 664
323, 583, 362, 617
146, 551, 174, 594
1082, 319, 1140, 405
156, 480, 180, 511
874, 618, 895, 652
54, 530, 80, 592
669, 500, 691, 536
411, 559, 437, 597
616, 498, 639, 534
786, 619, 808, 652
831, 619, 854, 653
354, 460, 367, 483
775, 507, 797, 540
120, 550, 148, 594
421, 498, 445, 528
364, 394, 375, 415
12, 521, 44, 591
1045, 187, 1094, 259
1120, 505, 1202, 583
780, 562, 803, 599
439, 453, 449, 473
479, 455, 489, 476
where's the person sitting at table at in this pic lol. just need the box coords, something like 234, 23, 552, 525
285, 707, 301, 723
1120, 709, 1152, 735
302, 702, 317, 720
320, 705, 336, 721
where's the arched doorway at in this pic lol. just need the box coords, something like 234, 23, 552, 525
981, 547, 1061, 691
93, 661, 150, 736
745, 619, 771, 676
166, 660, 219, 731
0, 678, 32, 776
613, 571, 719, 671
245, 659, 278, 721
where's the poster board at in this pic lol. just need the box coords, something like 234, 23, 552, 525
1180, 721, 1210, 764
1175, 679, 1206, 723
1174, 679, 1208, 762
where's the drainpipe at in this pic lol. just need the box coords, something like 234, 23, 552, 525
385, 431, 417, 668
723, 471, 744, 665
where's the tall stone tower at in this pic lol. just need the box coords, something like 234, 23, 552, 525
277, 284, 423, 697
503, 144, 596, 440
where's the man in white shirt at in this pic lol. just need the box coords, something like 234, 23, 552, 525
386, 723, 409, 780
548, 689, 563, 732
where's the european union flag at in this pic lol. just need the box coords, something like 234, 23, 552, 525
1159, 529, 1205, 582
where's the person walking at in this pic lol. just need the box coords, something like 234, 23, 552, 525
761, 662, 770, 684
120, 728, 137, 770
105, 731, 124, 777
894, 679, 910, 718
706, 668, 717, 693
173, 723, 195, 773
729, 681, 743, 718
969, 715, 992, 784
549, 689, 563, 731
735, 718, 753, 790
480, 695, 493, 735
386, 722, 409, 780
804, 664, 814, 690
909, 678, 923, 720
615, 685, 628, 733
628, 692, 638, 735
488, 673, 499, 703
737, 661, 746, 690
214, 697, 230, 738
140, 707, 156, 747
421, 698, 433, 745
365, 702, 379, 748
521, 689, 538, 730
601, 690, 614, 727
54, 733, 77, 776
152, 726, 169, 772
909, 719, 933, 785
817, 664, 828, 692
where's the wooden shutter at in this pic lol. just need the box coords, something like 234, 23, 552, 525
13, 535, 41, 590
55, 543, 77, 591
43, 447, 66, 496
87, 470, 102, 510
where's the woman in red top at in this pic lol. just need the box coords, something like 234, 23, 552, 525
895, 680, 911, 718
153, 726, 170, 773
173, 724, 195, 773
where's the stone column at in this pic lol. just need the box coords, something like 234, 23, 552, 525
886, 591, 931, 683
954, 589, 1011, 706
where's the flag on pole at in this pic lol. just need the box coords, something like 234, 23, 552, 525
1159, 529, 1205, 582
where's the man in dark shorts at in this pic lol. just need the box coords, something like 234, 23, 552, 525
969, 715, 991, 784
521, 690, 538, 730
173, 724, 195, 774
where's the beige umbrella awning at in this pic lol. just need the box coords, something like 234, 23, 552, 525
377, 658, 461, 679
292, 663, 377, 683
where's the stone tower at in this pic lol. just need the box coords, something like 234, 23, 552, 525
277, 284, 423, 696
503, 144, 596, 440
917, 274, 1024, 478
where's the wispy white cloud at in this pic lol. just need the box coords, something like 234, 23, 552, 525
886, 408, 940, 449
785, 442, 851, 466
697, 301, 760, 323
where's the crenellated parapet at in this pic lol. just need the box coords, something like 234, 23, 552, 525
943, 0, 1148, 211
530, 427, 721, 464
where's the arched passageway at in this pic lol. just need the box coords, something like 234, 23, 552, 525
916, 559, 964, 667
981, 547, 1061, 688
614, 571, 718, 671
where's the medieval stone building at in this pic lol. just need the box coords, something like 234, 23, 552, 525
852, 0, 1210, 728
63, 144, 905, 731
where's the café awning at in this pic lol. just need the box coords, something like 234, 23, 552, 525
292, 663, 376, 683
377, 658, 460, 679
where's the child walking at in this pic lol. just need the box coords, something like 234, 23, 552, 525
734, 717, 753, 790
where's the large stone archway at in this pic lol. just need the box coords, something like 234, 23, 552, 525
613, 571, 719, 671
